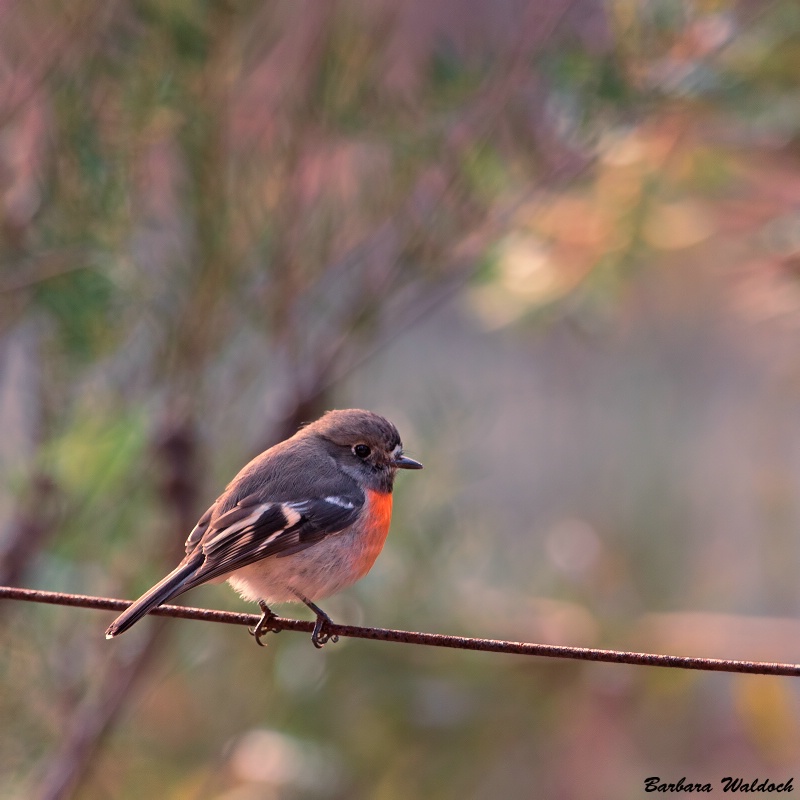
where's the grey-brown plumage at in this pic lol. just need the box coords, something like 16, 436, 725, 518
105, 409, 422, 646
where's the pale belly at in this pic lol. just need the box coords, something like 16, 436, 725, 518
225, 523, 386, 605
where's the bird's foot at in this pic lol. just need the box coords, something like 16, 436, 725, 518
249, 601, 282, 647
311, 611, 340, 649
297, 595, 339, 648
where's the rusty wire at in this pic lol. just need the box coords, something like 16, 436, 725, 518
2, 584, 800, 676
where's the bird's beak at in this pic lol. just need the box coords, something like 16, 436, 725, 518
394, 454, 423, 470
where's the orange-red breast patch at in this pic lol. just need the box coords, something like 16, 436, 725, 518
353, 489, 394, 579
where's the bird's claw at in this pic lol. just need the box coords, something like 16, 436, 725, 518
298, 595, 340, 649
311, 613, 340, 649
249, 602, 281, 647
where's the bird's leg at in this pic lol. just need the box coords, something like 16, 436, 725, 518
249, 600, 281, 647
297, 594, 340, 648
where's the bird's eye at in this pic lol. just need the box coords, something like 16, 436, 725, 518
353, 444, 371, 458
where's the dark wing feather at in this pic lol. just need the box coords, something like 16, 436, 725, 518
184, 493, 263, 554
184, 502, 215, 553
176, 493, 363, 593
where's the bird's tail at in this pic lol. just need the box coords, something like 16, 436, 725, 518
105, 559, 199, 639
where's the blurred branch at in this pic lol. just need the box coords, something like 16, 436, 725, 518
34, 621, 170, 800
3, 585, 800, 677
0, 473, 59, 589
0, 251, 89, 294
0, 1, 123, 131
33, 421, 202, 800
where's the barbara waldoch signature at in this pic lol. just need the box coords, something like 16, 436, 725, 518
644, 776, 794, 793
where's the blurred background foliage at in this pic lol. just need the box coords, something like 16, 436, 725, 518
3, 0, 800, 797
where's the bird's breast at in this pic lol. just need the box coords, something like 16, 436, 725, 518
352, 489, 394, 579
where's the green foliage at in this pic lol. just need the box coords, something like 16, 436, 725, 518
33, 268, 116, 361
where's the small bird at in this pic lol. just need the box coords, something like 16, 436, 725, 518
105, 409, 422, 648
